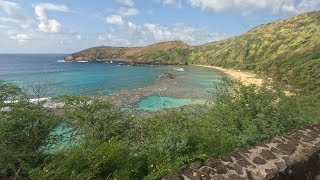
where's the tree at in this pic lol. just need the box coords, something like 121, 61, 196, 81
0, 80, 25, 107
0, 81, 58, 177
62, 95, 133, 142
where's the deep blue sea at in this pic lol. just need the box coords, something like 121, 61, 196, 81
0, 54, 226, 151
0, 54, 225, 110
0, 54, 170, 97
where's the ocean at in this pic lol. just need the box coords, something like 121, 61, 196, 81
0, 54, 224, 110
0, 54, 226, 152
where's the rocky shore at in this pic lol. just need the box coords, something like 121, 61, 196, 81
102, 70, 212, 109
40, 68, 214, 113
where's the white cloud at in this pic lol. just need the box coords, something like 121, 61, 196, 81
106, 14, 124, 25
9, 32, 30, 43
288, 0, 320, 14
0, 0, 25, 22
0, 16, 16, 22
105, 15, 139, 30
141, 23, 228, 44
163, 0, 183, 8
187, 0, 320, 15
38, 19, 61, 33
116, 0, 134, 7
34, 3, 69, 33
127, 21, 138, 30
0, 0, 31, 44
0, 24, 8, 28
101, 15, 228, 46
114, 7, 140, 16
76, 34, 82, 40
0, 1, 35, 43
98, 34, 106, 41
0, 0, 25, 21
20, 23, 31, 30
144, 23, 172, 40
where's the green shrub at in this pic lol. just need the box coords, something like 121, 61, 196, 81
0, 81, 58, 177
31, 139, 148, 180
62, 95, 133, 142
1, 79, 319, 179
209, 79, 307, 147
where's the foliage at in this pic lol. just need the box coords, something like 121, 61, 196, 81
61, 95, 133, 142
0, 80, 25, 105
30, 139, 148, 180
30, 78, 317, 179
210, 78, 308, 146
3, 11, 320, 175
141, 11, 320, 94
2, 11, 320, 180
142, 48, 191, 65
0, 81, 58, 177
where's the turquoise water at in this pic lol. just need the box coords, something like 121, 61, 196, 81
1, 55, 226, 152
135, 96, 206, 111
41, 123, 81, 154
47, 97, 206, 152
0, 55, 225, 109
177, 66, 224, 88
0, 54, 168, 97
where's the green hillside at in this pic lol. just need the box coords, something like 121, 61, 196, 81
2, 11, 320, 180
143, 11, 320, 94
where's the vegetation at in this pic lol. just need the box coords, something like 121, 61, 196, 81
142, 11, 320, 95
1, 78, 319, 179
66, 40, 189, 62
1, 11, 320, 180
142, 48, 191, 65
0, 81, 58, 177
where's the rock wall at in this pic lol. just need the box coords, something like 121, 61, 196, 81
164, 125, 320, 180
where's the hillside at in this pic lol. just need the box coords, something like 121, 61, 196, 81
64, 40, 190, 64
65, 11, 320, 94
3, 11, 320, 180
144, 11, 320, 94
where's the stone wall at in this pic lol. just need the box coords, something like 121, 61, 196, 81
164, 125, 320, 180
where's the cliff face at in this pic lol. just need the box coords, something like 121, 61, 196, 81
64, 40, 190, 64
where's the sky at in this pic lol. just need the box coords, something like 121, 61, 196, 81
0, 0, 319, 53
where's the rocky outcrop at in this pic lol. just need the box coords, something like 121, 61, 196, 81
164, 125, 320, 180
64, 40, 190, 64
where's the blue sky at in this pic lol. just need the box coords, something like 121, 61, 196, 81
0, 0, 319, 53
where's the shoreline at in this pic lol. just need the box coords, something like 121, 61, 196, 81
191, 64, 263, 86
7, 65, 221, 111
102, 68, 216, 109
193, 64, 294, 96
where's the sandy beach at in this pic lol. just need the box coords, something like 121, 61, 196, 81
193, 65, 295, 96
192, 65, 264, 86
